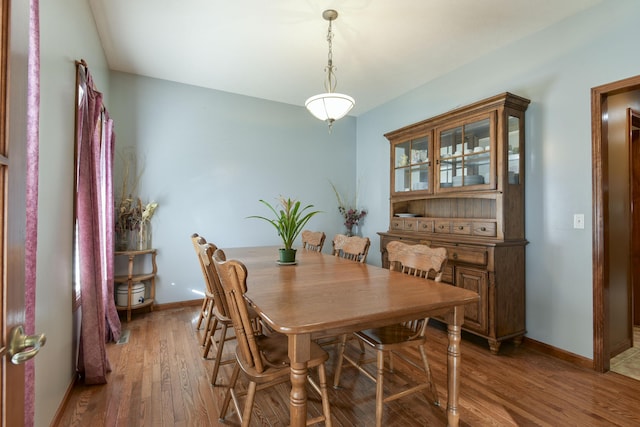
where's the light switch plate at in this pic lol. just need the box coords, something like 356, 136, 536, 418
573, 213, 585, 229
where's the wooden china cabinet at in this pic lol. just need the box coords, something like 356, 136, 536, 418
378, 92, 530, 354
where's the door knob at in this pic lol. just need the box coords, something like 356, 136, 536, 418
7, 325, 46, 365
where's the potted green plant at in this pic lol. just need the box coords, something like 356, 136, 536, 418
248, 196, 322, 263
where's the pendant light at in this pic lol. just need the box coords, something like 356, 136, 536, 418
305, 9, 355, 131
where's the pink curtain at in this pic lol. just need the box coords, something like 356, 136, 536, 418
25, 0, 40, 425
76, 63, 121, 384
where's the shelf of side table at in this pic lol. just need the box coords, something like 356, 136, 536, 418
114, 248, 157, 321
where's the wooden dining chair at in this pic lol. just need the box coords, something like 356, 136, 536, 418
333, 240, 448, 427
318, 234, 370, 350
191, 233, 217, 356
212, 249, 333, 427
332, 234, 370, 263
301, 230, 326, 252
196, 238, 262, 387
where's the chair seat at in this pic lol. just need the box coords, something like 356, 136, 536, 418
355, 323, 427, 350
236, 333, 329, 382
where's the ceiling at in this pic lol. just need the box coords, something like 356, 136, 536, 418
89, 0, 603, 116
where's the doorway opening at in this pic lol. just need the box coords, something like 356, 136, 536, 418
630, 109, 640, 330
609, 109, 640, 380
592, 76, 640, 373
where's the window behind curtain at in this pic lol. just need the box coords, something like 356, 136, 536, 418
72, 64, 85, 309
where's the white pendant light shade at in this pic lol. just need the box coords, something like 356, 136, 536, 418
305, 92, 355, 122
306, 10, 354, 130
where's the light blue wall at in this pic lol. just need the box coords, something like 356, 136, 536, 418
108, 72, 357, 303
356, 0, 640, 359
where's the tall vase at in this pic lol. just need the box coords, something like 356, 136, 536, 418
345, 224, 354, 237
127, 229, 137, 251
345, 224, 362, 237
116, 230, 129, 251
136, 221, 152, 250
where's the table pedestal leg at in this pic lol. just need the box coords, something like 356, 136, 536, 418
443, 306, 465, 427
288, 334, 311, 427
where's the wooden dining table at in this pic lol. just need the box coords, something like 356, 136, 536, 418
223, 246, 479, 427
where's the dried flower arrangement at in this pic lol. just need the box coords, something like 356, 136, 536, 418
115, 150, 158, 250
116, 197, 158, 235
330, 181, 366, 236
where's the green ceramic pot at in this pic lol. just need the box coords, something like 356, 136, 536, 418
279, 248, 297, 263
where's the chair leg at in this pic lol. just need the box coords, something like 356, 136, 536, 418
200, 299, 214, 347
317, 363, 332, 427
202, 317, 218, 358
210, 323, 229, 385
219, 361, 240, 422
196, 298, 208, 329
375, 350, 385, 427
241, 381, 258, 427
333, 334, 348, 388
419, 344, 439, 406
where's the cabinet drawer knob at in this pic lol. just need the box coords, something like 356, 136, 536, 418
458, 226, 464, 230
452, 253, 458, 259
480, 227, 487, 231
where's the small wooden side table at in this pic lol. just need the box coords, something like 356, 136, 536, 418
114, 249, 157, 321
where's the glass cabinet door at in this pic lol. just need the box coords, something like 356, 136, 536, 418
393, 135, 430, 193
437, 115, 493, 191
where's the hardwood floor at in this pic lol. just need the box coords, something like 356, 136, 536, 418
55, 307, 640, 426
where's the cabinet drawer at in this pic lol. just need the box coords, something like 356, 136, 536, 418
451, 221, 472, 235
391, 218, 404, 231
390, 218, 419, 231
473, 222, 496, 237
434, 221, 450, 234
403, 218, 417, 231
417, 219, 434, 233
445, 246, 488, 266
